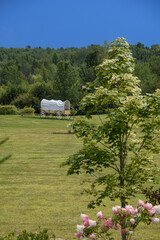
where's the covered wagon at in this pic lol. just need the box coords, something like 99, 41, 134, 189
40, 99, 70, 118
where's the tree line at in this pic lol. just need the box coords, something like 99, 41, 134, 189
0, 41, 160, 112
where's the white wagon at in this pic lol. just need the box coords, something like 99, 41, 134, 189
40, 99, 70, 118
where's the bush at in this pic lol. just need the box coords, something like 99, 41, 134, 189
0, 85, 27, 105
0, 105, 18, 115
30, 81, 54, 100
19, 107, 35, 115
0, 229, 55, 240
12, 93, 40, 113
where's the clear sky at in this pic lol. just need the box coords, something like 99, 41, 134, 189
0, 0, 160, 49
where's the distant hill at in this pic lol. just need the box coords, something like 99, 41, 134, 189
0, 42, 160, 112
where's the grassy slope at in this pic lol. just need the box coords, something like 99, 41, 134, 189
0, 115, 159, 239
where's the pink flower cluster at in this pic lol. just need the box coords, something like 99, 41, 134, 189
137, 200, 160, 223
75, 214, 96, 239
75, 200, 160, 239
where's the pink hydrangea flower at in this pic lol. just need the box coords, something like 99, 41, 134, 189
112, 206, 121, 214
89, 220, 97, 227
90, 233, 96, 239
151, 218, 160, 223
143, 203, 152, 210
112, 223, 120, 230
130, 209, 138, 215
153, 205, 160, 215
97, 211, 104, 218
125, 205, 133, 210
77, 224, 85, 234
84, 219, 90, 226
137, 200, 144, 207
130, 218, 135, 224
75, 232, 82, 238
102, 221, 109, 230
81, 214, 89, 222
148, 208, 156, 216
122, 208, 129, 212
106, 218, 112, 228
112, 207, 118, 214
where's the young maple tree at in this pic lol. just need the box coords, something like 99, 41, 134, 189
63, 38, 160, 220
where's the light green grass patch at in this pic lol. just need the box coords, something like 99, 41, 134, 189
0, 115, 159, 239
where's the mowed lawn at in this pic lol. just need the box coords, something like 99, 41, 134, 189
0, 115, 159, 240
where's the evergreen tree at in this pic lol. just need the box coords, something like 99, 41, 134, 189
55, 61, 82, 106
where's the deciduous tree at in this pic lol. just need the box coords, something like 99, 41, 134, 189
63, 38, 160, 239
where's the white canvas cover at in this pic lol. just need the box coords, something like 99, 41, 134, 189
41, 99, 66, 111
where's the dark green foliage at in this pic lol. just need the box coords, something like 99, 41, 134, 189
0, 64, 18, 85
134, 62, 160, 93
149, 55, 160, 76
55, 60, 82, 105
12, 93, 40, 113
0, 85, 27, 105
130, 43, 160, 94
0, 41, 160, 110
143, 186, 160, 205
52, 53, 59, 65
30, 82, 54, 100
85, 47, 99, 67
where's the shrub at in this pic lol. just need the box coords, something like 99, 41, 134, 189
75, 200, 160, 240
12, 93, 40, 113
30, 81, 53, 100
19, 107, 35, 115
0, 229, 55, 240
0, 85, 27, 105
0, 105, 18, 115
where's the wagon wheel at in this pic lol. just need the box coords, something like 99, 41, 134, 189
65, 114, 70, 120
41, 111, 46, 118
56, 112, 62, 120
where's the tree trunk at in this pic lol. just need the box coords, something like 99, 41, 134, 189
120, 143, 126, 240
121, 232, 127, 240
121, 196, 126, 240
121, 197, 126, 208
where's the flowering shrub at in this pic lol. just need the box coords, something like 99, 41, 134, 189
75, 200, 160, 240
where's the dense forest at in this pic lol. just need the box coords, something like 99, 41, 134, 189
0, 41, 160, 113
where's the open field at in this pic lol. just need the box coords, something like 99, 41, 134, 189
0, 115, 160, 239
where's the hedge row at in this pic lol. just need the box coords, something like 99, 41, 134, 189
0, 105, 35, 115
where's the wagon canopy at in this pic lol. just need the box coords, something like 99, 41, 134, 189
41, 99, 70, 111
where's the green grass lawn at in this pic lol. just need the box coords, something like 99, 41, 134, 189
0, 115, 159, 239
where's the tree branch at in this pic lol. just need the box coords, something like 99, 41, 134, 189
138, 139, 145, 152
99, 141, 117, 155
110, 165, 120, 173
99, 141, 120, 172
97, 112, 104, 125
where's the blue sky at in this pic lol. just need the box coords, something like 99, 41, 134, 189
0, 0, 160, 48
